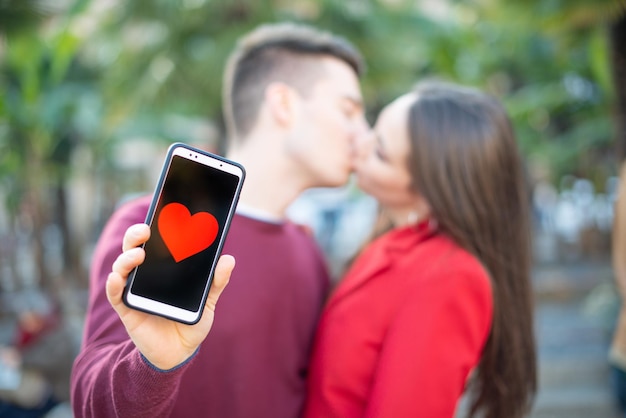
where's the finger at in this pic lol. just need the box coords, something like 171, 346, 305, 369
122, 224, 151, 252
112, 247, 146, 279
205, 255, 235, 310
106, 271, 130, 315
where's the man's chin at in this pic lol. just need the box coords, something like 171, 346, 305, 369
329, 173, 352, 188
309, 167, 352, 189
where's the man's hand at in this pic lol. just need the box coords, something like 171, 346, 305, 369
105, 223, 235, 370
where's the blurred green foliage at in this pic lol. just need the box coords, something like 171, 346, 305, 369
0, 0, 623, 288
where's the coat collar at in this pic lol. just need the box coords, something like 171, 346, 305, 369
384, 219, 438, 253
327, 219, 438, 306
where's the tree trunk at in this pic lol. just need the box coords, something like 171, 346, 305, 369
56, 183, 84, 286
30, 188, 50, 290
23, 149, 51, 292
610, 13, 626, 160
3, 215, 22, 292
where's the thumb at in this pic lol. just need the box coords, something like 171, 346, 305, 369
205, 255, 235, 311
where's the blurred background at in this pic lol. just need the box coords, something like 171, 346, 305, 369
0, 0, 625, 416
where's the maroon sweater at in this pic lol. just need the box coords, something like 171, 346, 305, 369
71, 195, 331, 418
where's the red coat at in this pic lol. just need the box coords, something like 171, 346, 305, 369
304, 222, 493, 418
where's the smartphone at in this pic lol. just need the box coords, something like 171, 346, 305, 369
123, 142, 245, 324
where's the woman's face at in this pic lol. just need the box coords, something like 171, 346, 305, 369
354, 93, 420, 211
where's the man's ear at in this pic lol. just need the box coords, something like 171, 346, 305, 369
265, 82, 296, 128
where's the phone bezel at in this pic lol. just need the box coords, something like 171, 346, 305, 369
123, 142, 245, 325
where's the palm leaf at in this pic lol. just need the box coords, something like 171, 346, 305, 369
0, 0, 58, 35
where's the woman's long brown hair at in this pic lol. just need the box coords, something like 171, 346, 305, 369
406, 81, 536, 418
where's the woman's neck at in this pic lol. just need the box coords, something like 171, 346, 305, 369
386, 200, 431, 228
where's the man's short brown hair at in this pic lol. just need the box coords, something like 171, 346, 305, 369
222, 22, 364, 141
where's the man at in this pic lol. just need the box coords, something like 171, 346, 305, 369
70, 22, 367, 418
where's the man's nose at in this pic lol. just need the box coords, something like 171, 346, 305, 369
351, 126, 374, 162
357, 115, 371, 138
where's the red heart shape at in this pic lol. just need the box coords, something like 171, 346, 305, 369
157, 202, 219, 263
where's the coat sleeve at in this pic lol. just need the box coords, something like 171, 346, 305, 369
70, 197, 191, 418
363, 263, 493, 418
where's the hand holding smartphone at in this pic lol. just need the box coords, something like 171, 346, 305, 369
123, 143, 245, 325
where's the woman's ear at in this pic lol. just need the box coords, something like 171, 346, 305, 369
265, 82, 296, 127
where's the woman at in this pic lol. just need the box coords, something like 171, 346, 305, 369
303, 81, 537, 418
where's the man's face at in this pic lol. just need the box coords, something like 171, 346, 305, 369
286, 56, 368, 188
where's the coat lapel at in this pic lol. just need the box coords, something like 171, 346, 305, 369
327, 221, 437, 307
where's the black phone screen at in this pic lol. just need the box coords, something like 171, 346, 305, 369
131, 155, 240, 312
